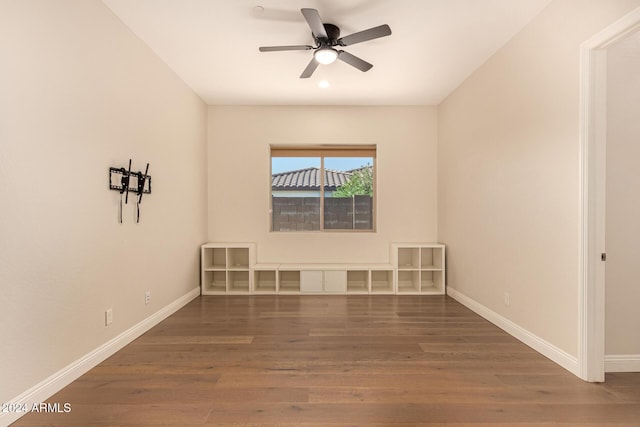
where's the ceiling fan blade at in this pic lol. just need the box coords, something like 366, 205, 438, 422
300, 58, 319, 78
338, 24, 392, 46
301, 8, 328, 39
259, 45, 313, 52
338, 50, 373, 72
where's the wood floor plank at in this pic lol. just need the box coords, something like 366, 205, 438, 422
214, 372, 506, 389
307, 384, 621, 405
135, 335, 254, 344
12, 295, 640, 426
49, 385, 308, 405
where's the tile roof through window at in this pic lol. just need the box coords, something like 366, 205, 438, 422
272, 167, 353, 191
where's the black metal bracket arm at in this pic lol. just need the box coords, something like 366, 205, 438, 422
137, 163, 150, 203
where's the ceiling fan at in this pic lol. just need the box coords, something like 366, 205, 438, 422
259, 8, 392, 78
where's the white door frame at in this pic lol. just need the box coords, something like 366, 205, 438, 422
579, 7, 640, 382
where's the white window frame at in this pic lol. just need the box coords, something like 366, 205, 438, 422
270, 145, 377, 232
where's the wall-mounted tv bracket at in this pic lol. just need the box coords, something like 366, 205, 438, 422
109, 160, 151, 223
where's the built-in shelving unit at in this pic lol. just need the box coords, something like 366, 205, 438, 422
200, 243, 444, 295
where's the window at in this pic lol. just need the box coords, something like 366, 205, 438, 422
271, 145, 376, 232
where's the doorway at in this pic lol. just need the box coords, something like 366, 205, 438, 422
580, 7, 640, 382
603, 30, 640, 373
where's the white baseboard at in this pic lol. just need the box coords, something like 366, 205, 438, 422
0, 287, 200, 427
446, 286, 580, 377
605, 354, 640, 372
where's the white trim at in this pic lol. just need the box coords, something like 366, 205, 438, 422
578, 38, 607, 383
447, 287, 580, 377
605, 354, 640, 373
0, 287, 200, 427
579, 6, 640, 383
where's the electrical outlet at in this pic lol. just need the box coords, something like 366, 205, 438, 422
504, 292, 510, 307
145, 291, 151, 305
105, 308, 113, 326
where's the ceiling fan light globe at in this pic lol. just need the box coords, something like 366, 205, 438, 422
314, 48, 338, 65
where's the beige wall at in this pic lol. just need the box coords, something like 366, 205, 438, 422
605, 30, 640, 356
208, 106, 438, 264
0, 0, 207, 404
438, 0, 640, 358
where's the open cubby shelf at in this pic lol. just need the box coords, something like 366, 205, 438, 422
278, 270, 301, 293
347, 270, 369, 293
371, 270, 394, 293
254, 270, 277, 292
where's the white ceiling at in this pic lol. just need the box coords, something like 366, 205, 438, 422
102, 0, 551, 105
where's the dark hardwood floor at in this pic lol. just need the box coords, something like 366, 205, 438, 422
13, 295, 640, 426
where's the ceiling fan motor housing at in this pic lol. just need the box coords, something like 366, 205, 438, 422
315, 23, 341, 46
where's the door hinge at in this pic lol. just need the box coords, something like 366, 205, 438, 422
601, 253, 607, 261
